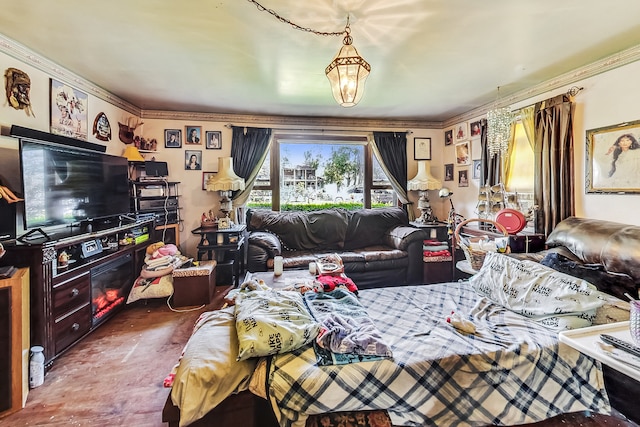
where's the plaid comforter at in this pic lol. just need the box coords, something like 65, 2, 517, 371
267, 282, 610, 427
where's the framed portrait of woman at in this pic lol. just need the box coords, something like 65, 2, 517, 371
185, 150, 202, 170
455, 141, 470, 165
586, 120, 640, 193
206, 131, 222, 149
185, 125, 202, 145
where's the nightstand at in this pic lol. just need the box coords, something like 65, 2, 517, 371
410, 221, 453, 284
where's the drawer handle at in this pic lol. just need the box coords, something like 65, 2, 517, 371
71, 323, 80, 331
70, 288, 79, 297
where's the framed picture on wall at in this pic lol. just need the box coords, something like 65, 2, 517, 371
50, 78, 89, 140
458, 169, 469, 187
414, 137, 432, 160
185, 125, 202, 144
444, 129, 454, 146
202, 171, 215, 190
454, 122, 468, 141
205, 131, 222, 149
586, 119, 640, 193
185, 150, 202, 170
470, 120, 482, 138
472, 159, 481, 179
455, 141, 470, 165
164, 129, 182, 148
444, 163, 454, 181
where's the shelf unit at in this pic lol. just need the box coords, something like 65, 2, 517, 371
130, 180, 181, 245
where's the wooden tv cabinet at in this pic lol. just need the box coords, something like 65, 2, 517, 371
0, 218, 155, 369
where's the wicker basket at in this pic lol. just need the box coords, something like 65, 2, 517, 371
454, 218, 509, 271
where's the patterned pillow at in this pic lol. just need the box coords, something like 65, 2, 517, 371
470, 252, 607, 330
234, 289, 320, 361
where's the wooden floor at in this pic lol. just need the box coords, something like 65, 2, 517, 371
2, 283, 639, 427
0, 286, 231, 427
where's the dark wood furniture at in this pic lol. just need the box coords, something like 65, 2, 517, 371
0, 268, 29, 419
171, 261, 216, 307
0, 218, 154, 369
411, 221, 453, 284
192, 225, 247, 288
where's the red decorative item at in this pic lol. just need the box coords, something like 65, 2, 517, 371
495, 209, 527, 234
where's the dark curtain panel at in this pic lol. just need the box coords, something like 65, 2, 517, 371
534, 94, 575, 236
230, 126, 272, 209
372, 131, 408, 212
479, 118, 501, 186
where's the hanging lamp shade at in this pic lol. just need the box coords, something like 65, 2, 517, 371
408, 161, 441, 191
325, 31, 370, 107
206, 157, 245, 192
122, 146, 144, 162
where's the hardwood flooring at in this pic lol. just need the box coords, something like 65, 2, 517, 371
2, 283, 639, 427
1, 286, 230, 427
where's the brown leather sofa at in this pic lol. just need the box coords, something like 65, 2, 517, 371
245, 207, 429, 289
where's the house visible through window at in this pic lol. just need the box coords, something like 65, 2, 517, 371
247, 133, 396, 211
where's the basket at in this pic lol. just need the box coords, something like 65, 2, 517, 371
454, 218, 509, 271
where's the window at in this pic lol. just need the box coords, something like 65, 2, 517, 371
247, 133, 396, 211
505, 120, 535, 213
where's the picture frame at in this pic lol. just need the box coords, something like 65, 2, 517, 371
164, 129, 182, 148
50, 78, 89, 140
205, 131, 222, 149
444, 129, 454, 146
414, 137, 432, 160
458, 169, 469, 187
472, 159, 481, 179
454, 122, 468, 141
444, 163, 454, 181
202, 171, 215, 190
455, 141, 470, 165
470, 120, 482, 138
586, 119, 640, 193
218, 217, 231, 230
185, 125, 202, 144
185, 150, 202, 170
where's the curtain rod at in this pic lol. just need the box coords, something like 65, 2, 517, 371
224, 123, 413, 135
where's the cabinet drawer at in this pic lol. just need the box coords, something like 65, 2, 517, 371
54, 304, 91, 354
53, 273, 90, 318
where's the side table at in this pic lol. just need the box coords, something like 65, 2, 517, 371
191, 225, 247, 288
410, 221, 454, 284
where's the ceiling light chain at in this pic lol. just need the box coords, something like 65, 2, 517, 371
245, 0, 371, 107
245, 0, 344, 37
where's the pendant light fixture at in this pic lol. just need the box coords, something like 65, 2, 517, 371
487, 87, 512, 158
325, 17, 371, 107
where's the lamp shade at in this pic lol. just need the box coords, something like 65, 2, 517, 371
122, 146, 144, 162
206, 157, 246, 192
408, 160, 441, 191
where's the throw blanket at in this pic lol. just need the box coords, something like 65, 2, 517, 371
304, 289, 392, 357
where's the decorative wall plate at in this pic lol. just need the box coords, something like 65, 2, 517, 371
93, 112, 111, 141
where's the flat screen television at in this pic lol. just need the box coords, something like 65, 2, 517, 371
20, 140, 130, 230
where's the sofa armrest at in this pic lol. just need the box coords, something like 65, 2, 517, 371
384, 226, 429, 251
248, 231, 282, 256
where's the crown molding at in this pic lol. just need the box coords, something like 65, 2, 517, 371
443, 44, 640, 128
0, 34, 141, 116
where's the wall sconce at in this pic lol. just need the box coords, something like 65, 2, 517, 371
206, 157, 245, 221
408, 160, 441, 223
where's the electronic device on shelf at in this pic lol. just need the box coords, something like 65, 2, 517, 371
81, 239, 104, 258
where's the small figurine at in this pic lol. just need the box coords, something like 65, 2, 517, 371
58, 251, 69, 268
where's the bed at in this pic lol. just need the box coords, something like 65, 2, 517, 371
166, 254, 621, 427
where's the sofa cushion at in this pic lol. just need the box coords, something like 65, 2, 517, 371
343, 207, 408, 250
248, 209, 349, 251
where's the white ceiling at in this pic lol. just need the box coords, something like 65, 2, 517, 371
2, 0, 640, 124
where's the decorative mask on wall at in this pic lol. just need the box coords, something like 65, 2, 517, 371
4, 67, 34, 117
93, 112, 112, 141
118, 117, 143, 144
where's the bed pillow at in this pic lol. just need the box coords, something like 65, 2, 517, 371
171, 307, 257, 427
470, 251, 606, 330
126, 274, 173, 304
234, 289, 320, 361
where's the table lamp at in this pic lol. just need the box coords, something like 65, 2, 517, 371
408, 160, 441, 223
206, 157, 245, 221
122, 146, 144, 179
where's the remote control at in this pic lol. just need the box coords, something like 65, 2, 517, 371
600, 334, 640, 359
